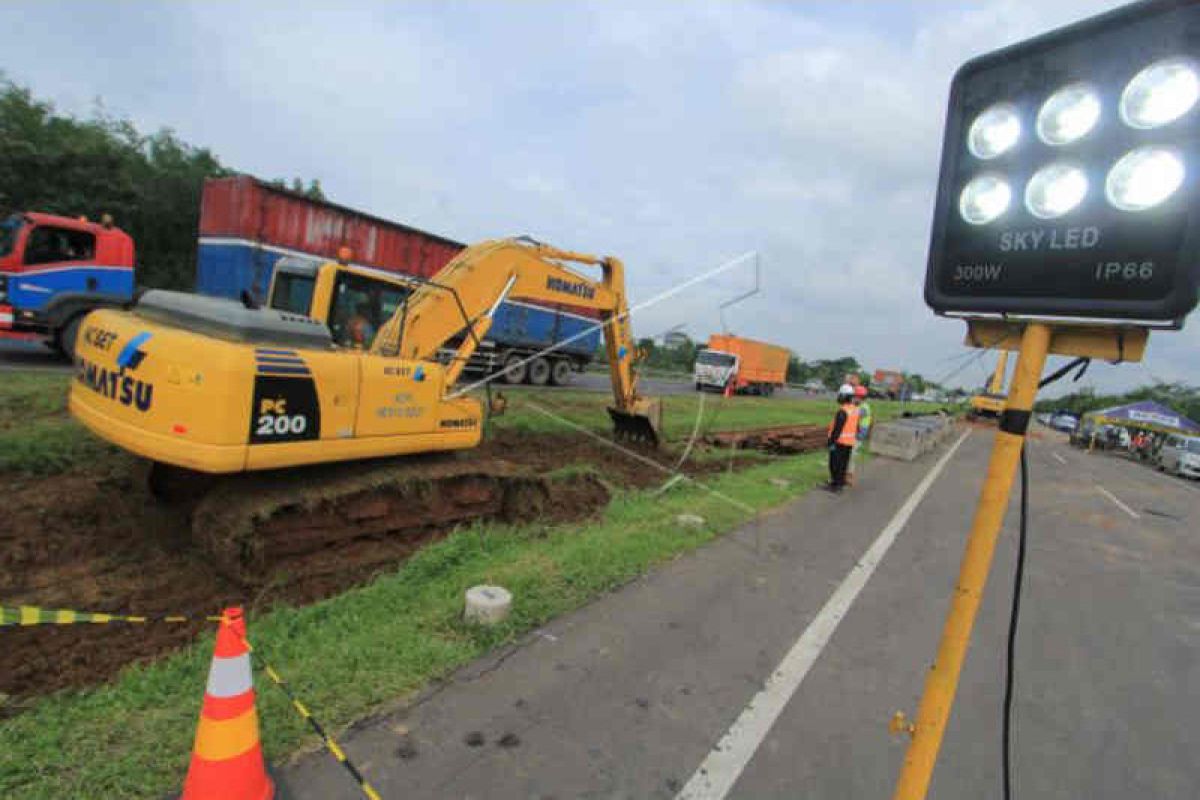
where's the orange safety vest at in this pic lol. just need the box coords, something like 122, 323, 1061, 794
829, 403, 860, 446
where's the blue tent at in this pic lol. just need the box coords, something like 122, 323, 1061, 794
1085, 400, 1200, 435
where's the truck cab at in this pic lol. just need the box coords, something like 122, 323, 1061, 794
694, 349, 737, 392
694, 335, 789, 396
0, 212, 135, 354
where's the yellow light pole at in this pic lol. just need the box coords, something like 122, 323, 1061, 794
892, 322, 1051, 800
892, 319, 1147, 798
905, 2, 1195, 794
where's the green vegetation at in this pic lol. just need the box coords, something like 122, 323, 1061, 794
491, 389, 936, 441
1035, 381, 1200, 424
0, 372, 125, 474
492, 389, 835, 439
0, 446, 828, 799
0, 76, 320, 290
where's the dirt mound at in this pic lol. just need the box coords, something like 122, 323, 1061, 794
704, 425, 827, 454
0, 467, 241, 705
0, 423, 790, 700
0, 432, 664, 700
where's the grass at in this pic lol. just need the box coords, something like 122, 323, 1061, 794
0, 372, 126, 474
0, 450, 829, 799
489, 388, 940, 440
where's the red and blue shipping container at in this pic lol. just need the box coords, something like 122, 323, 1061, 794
196, 176, 600, 366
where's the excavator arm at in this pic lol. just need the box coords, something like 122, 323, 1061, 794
370, 238, 663, 444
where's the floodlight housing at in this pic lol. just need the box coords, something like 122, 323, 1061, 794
925, 0, 1200, 323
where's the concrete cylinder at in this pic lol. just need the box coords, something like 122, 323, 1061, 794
464, 585, 513, 626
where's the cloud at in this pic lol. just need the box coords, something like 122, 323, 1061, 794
2, 0, 1196, 391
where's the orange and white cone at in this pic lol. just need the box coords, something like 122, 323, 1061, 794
182, 607, 274, 800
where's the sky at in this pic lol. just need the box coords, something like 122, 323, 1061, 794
2, 0, 1196, 395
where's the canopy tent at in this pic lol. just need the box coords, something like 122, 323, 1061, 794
1084, 400, 1200, 436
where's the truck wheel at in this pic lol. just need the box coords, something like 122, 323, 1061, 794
58, 316, 84, 362
500, 353, 527, 384
549, 359, 573, 386
528, 356, 551, 386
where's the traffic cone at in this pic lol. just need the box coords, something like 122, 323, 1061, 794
182, 607, 274, 800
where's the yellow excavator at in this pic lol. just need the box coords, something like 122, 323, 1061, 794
969, 350, 1009, 419
68, 238, 663, 477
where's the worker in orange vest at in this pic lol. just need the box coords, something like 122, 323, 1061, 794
826, 384, 860, 493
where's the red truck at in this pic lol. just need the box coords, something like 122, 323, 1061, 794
0, 212, 135, 358
693, 334, 790, 396
872, 369, 907, 400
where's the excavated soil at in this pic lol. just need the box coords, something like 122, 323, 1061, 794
0, 430, 752, 701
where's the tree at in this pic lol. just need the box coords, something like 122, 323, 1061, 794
0, 76, 232, 289
904, 373, 929, 394
0, 74, 325, 291
271, 177, 327, 201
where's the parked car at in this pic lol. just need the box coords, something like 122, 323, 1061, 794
1050, 413, 1079, 433
1157, 434, 1200, 478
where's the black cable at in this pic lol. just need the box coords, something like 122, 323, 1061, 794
1038, 356, 1090, 389
1003, 355, 1090, 800
1003, 444, 1029, 800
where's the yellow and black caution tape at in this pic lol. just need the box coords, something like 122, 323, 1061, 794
241, 637, 383, 800
0, 605, 223, 627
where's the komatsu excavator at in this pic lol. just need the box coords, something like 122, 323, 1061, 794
68, 238, 662, 476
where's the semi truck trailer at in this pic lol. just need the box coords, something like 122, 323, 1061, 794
195, 176, 599, 385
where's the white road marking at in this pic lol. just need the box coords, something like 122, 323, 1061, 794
1052, 452, 1067, 465
1097, 486, 1141, 519
676, 430, 972, 800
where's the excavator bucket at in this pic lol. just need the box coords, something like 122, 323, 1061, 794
608, 397, 663, 446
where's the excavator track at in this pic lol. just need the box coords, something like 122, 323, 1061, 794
149, 452, 609, 587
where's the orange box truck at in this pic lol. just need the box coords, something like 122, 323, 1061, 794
693, 334, 790, 396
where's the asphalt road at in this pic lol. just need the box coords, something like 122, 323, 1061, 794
0, 339, 71, 372
279, 426, 1198, 799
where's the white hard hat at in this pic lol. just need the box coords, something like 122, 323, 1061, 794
838, 383, 855, 396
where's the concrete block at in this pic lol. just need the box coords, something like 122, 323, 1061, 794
676, 513, 707, 528
870, 422, 923, 461
464, 585, 512, 626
